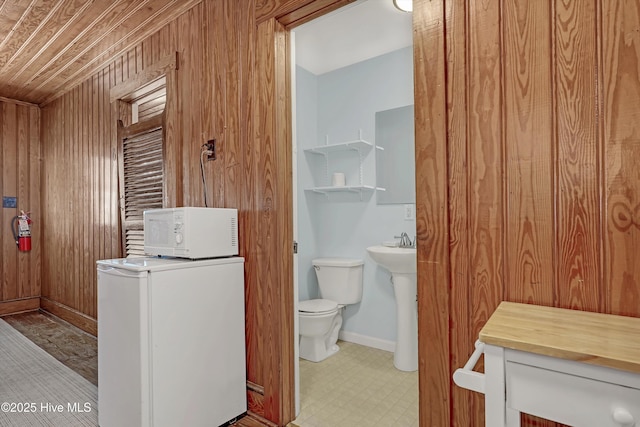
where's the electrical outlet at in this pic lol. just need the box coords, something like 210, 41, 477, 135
404, 204, 415, 220
205, 140, 216, 161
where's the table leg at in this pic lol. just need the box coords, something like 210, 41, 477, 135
484, 344, 507, 427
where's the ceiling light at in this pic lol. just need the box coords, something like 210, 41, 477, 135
393, 0, 412, 12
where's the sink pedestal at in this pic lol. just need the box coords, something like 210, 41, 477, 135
365, 245, 418, 372
392, 272, 418, 372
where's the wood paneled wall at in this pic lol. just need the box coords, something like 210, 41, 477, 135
35, 0, 640, 426
40, 0, 292, 424
417, 0, 640, 425
40, 51, 125, 332
0, 100, 41, 315
39, 1, 231, 327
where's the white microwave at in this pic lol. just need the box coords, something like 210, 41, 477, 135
143, 207, 238, 259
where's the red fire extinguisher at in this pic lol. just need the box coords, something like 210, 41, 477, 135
11, 211, 32, 252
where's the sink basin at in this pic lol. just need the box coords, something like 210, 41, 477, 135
366, 245, 416, 274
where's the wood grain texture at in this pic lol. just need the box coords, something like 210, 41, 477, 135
277, 0, 355, 29
275, 23, 294, 424
254, 17, 295, 424
109, 52, 175, 103
413, 1, 450, 426
0, 96, 36, 107
480, 301, 640, 374
0, 297, 39, 316
239, 0, 263, 406
438, 0, 640, 425
0, 0, 202, 105
554, 0, 600, 313
466, 0, 504, 380
40, 5, 186, 323
39, 1, 292, 425
0, 100, 40, 308
26, 1, 640, 426
255, 0, 315, 23
602, 0, 640, 318
445, 0, 474, 425
251, 18, 275, 418
41, 75, 117, 320
503, 0, 555, 306
164, 68, 181, 208
39, 297, 97, 336
232, 412, 278, 427
232, 414, 278, 427
2, 102, 18, 301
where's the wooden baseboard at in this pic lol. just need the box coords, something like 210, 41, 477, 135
0, 297, 40, 316
39, 297, 97, 336
238, 411, 278, 427
247, 380, 264, 395
242, 381, 275, 425
247, 385, 265, 419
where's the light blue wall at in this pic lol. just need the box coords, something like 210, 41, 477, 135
296, 66, 320, 302
296, 46, 415, 344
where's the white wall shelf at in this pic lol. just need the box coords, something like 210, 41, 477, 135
305, 185, 384, 195
303, 131, 383, 199
303, 139, 379, 155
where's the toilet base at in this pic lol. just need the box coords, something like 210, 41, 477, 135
299, 309, 343, 362
299, 337, 340, 362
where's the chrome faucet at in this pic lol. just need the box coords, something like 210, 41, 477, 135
395, 232, 415, 248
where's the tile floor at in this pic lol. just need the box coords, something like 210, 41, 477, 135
2, 311, 98, 386
291, 341, 419, 427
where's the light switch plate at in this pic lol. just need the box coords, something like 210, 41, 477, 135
404, 204, 415, 220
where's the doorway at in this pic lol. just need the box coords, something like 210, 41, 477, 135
290, 1, 416, 424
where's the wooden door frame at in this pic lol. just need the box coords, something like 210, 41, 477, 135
253, 16, 295, 425
254, 1, 450, 425
413, 1, 450, 425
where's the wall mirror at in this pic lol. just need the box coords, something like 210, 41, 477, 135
375, 104, 415, 204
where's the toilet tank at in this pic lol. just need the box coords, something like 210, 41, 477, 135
312, 258, 364, 305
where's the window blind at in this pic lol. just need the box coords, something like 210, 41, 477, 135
121, 126, 163, 256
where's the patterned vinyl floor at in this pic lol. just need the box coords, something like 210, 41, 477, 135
292, 341, 419, 427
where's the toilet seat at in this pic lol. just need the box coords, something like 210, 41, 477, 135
299, 299, 338, 316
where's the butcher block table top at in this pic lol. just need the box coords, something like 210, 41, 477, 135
479, 301, 640, 374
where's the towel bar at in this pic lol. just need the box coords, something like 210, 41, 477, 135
453, 340, 486, 394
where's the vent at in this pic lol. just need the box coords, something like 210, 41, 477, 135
230, 217, 238, 247
125, 229, 145, 255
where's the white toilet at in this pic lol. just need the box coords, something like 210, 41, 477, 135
298, 258, 364, 362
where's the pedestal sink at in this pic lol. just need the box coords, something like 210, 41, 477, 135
366, 245, 417, 372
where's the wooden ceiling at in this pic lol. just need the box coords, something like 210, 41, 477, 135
0, 0, 202, 106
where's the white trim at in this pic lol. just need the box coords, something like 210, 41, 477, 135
338, 330, 395, 353
131, 102, 139, 124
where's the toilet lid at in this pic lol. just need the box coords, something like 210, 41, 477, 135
299, 299, 338, 314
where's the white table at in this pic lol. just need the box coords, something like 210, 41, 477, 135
454, 302, 640, 427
